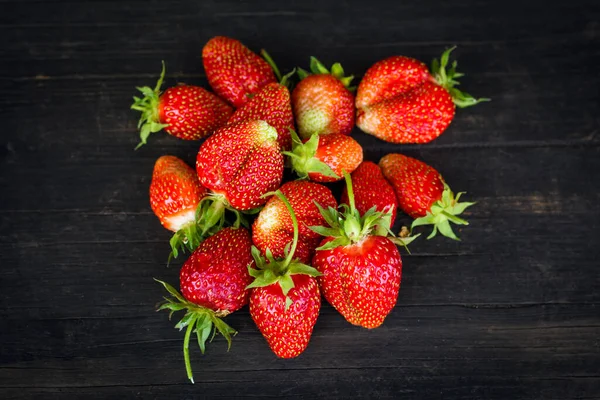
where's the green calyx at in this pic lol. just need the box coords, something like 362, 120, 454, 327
169, 221, 204, 262
411, 181, 475, 241
431, 47, 490, 108
245, 190, 321, 309
261, 49, 296, 89
297, 56, 355, 91
130, 61, 169, 149
169, 194, 250, 262
311, 172, 419, 251
155, 279, 236, 384
283, 130, 339, 180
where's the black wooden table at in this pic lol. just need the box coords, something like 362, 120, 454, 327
1, 1, 599, 399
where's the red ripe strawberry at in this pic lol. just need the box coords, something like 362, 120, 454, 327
287, 131, 363, 183
355, 56, 429, 109
379, 153, 475, 240
179, 227, 254, 312
356, 47, 489, 143
357, 81, 456, 144
150, 156, 206, 232
252, 180, 337, 263
149, 155, 210, 257
313, 235, 402, 328
247, 191, 322, 358
310, 173, 417, 329
196, 119, 284, 211
292, 57, 355, 139
340, 161, 398, 227
156, 227, 254, 383
228, 82, 294, 151
202, 36, 277, 108
131, 62, 233, 148
250, 273, 321, 358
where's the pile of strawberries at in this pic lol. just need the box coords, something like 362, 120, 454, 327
132, 36, 487, 383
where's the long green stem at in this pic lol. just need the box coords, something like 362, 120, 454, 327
275, 191, 299, 268
183, 318, 196, 383
260, 49, 282, 82
343, 171, 356, 212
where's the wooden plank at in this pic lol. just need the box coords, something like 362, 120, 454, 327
0, 305, 598, 399
1, 0, 599, 398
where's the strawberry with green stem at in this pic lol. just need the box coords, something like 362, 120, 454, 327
191, 119, 284, 247
156, 227, 254, 383
202, 36, 277, 108
379, 153, 475, 240
292, 57, 355, 139
196, 119, 284, 211
285, 130, 363, 183
311, 172, 418, 329
340, 161, 399, 228
149, 155, 211, 259
356, 47, 489, 144
148, 155, 247, 261
248, 190, 322, 358
252, 180, 337, 263
131, 62, 233, 148
227, 50, 296, 150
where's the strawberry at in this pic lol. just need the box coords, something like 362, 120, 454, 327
250, 273, 320, 358
196, 119, 284, 211
149, 155, 211, 257
247, 191, 322, 358
311, 173, 417, 329
150, 156, 206, 232
286, 130, 363, 183
131, 62, 233, 148
227, 51, 296, 150
228, 83, 294, 150
291, 57, 355, 139
156, 227, 254, 383
340, 161, 398, 227
252, 180, 337, 263
202, 36, 277, 108
379, 153, 475, 240
355, 56, 430, 109
356, 47, 489, 143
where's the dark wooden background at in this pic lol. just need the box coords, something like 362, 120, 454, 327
1, 0, 599, 398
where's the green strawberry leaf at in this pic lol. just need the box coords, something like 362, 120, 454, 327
175, 311, 196, 331
430, 47, 490, 109
194, 314, 211, 354
297, 67, 310, 80
131, 61, 170, 149
305, 158, 339, 179
331, 62, 345, 78
313, 202, 339, 228
436, 219, 459, 241
452, 200, 476, 215
316, 236, 348, 250
211, 317, 236, 351
154, 279, 187, 303
310, 56, 330, 75
279, 274, 295, 297
288, 262, 322, 277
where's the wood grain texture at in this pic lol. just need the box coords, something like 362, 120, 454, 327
1, 0, 599, 399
